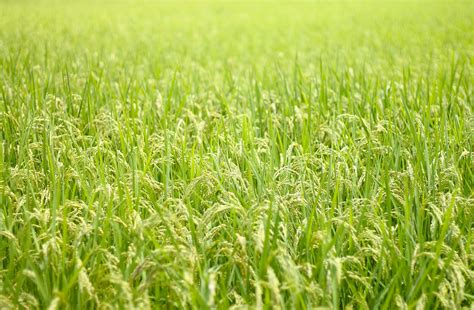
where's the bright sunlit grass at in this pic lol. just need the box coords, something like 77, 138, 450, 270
0, 0, 473, 308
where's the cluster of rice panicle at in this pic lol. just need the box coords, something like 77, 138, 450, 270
0, 1, 473, 308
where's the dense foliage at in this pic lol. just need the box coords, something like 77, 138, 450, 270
1, 1, 473, 308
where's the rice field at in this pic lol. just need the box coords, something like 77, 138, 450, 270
0, 0, 473, 308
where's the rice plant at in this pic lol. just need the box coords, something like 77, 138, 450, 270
0, 0, 473, 308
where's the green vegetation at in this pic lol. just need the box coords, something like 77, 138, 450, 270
1, 0, 473, 308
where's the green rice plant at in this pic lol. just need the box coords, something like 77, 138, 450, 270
0, 0, 473, 308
